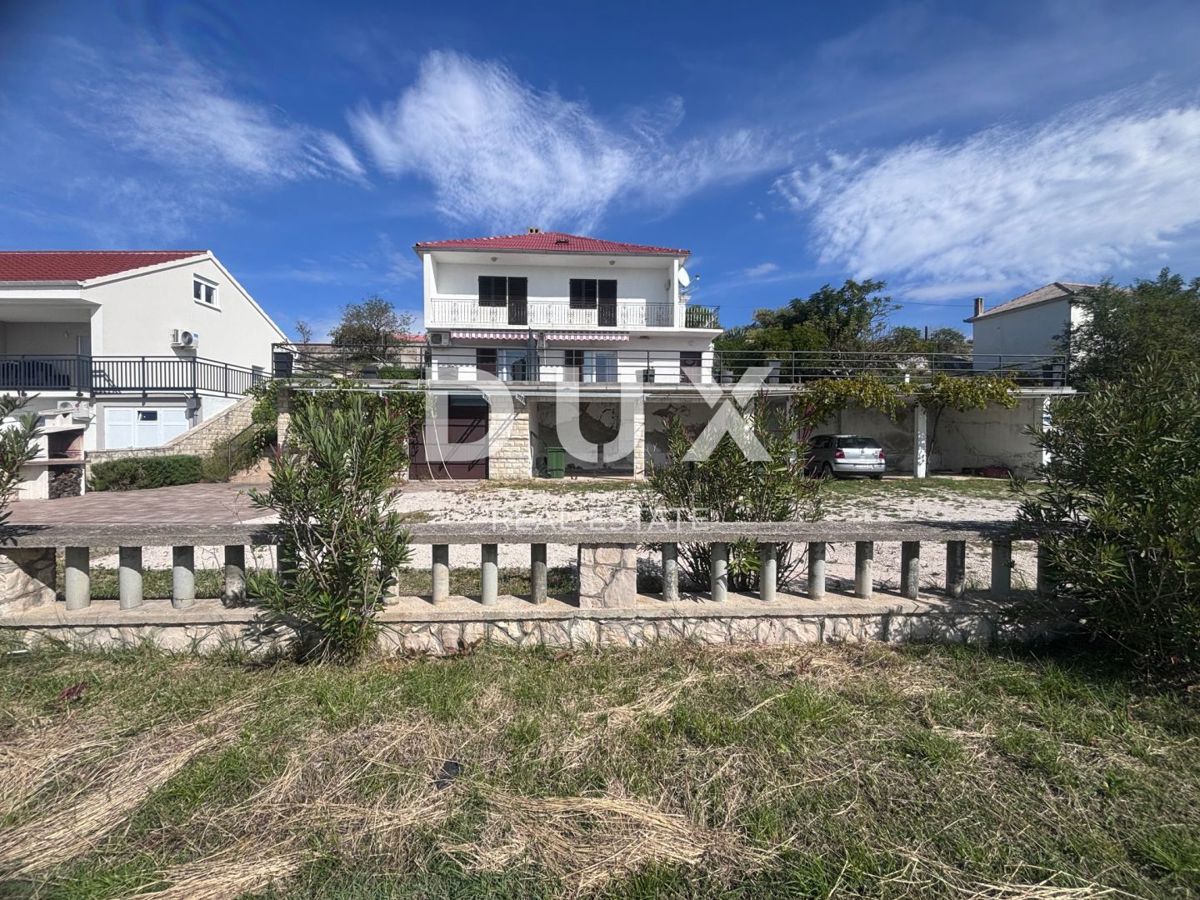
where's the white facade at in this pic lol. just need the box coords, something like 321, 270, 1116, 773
967, 282, 1093, 365
0, 252, 286, 452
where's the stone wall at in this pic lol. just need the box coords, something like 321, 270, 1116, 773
88, 395, 258, 465
0, 549, 56, 611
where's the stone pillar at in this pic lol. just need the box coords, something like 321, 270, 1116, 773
913, 403, 928, 479
758, 543, 777, 602
64, 547, 90, 611
661, 543, 679, 603
530, 543, 548, 604
481, 544, 499, 605
900, 541, 921, 599
631, 399, 646, 479
946, 541, 967, 598
275, 385, 292, 451
808, 541, 826, 599
991, 539, 1012, 600
1036, 542, 1054, 596
710, 542, 728, 602
432, 544, 451, 605
0, 548, 56, 610
171, 546, 196, 609
223, 545, 246, 605
577, 543, 637, 609
118, 546, 143, 610
487, 398, 533, 480
855, 541, 874, 599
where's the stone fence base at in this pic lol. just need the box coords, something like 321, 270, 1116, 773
0, 593, 1070, 656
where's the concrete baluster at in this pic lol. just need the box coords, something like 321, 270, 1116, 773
946, 541, 967, 598
900, 541, 921, 599
432, 544, 451, 605
64, 546, 90, 611
171, 546, 196, 609
661, 543, 679, 603
855, 541, 874, 599
991, 538, 1012, 600
530, 543, 548, 604
758, 543, 778, 602
808, 541, 827, 599
118, 546, 143, 610
223, 545, 246, 605
481, 544, 499, 605
710, 542, 728, 602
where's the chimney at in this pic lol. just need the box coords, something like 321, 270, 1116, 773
973, 297, 985, 318
527, 226, 541, 234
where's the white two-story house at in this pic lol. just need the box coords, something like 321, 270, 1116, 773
0, 250, 285, 462
414, 229, 721, 479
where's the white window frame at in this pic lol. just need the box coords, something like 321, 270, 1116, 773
193, 275, 220, 310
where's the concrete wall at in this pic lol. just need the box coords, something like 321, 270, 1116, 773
0, 321, 91, 355
87, 395, 258, 464
84, 255, 285, 371
937, 397, 1049, 475
972, 298, 1071, 361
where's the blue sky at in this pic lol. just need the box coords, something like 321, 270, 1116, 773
3, 0, 1200, 339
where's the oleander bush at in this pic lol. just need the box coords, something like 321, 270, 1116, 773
88, 454, 205, 492
1020, 356, 1200, 677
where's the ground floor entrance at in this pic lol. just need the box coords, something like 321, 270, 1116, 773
408, 394, 490, 480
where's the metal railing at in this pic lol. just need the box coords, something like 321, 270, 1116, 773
426, 299, 720, 329
0, 355, 266, 397
711, 350, 1068, 386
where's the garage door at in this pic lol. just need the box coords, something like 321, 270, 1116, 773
409, 394, 489, 480
104, 407, 190, 450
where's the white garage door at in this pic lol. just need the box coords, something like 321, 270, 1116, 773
104, 407, 190, 450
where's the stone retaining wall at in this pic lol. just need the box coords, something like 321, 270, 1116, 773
88, 395, 258, 465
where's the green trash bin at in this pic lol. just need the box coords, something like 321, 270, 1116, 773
546, 447, 566, 479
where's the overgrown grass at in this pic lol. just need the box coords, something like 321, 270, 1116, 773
822, 475, 1022, 502
0, 643, 1196, 897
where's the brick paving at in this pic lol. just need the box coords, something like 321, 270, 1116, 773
7, 482, 269, 525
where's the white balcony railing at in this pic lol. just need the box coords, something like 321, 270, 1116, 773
427, 299, 676, 329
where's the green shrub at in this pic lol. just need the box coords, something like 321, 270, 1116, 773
88, 455, 205, 492
250, 390, 415, 662
1019, 357, 1200, 677
643, 397, 823, 591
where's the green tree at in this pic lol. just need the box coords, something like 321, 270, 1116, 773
1019, 357, 1200, 676
0, 396, 38, 523
926, 327, 970, 354
330, 295, 415, 360
1069, 269, 1200, 384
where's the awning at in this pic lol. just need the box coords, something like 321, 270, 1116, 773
545, 332, 629, 342
450, 331, 529, 341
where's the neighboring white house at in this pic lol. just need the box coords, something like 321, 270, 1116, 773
0, 250, 286, 458
966, 282, 1095, 370
414, 229, 721, 479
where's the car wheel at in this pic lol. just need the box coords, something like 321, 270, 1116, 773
870, 474, 883, 481
821, 462, 835, 480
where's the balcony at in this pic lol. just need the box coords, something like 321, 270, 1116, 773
0, 355, 266, 397
426, 299, 720, 330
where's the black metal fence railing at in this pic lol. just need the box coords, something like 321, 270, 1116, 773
274, 342, 1069, 388
685, 305, 720, 328
0, 355, 266, 397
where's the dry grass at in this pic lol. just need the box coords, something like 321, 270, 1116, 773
0, 643, 1196, 898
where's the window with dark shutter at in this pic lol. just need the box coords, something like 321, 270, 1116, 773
476, 348, 498, 375
479, 276, 507, 307
570, 278, 600, 309
598, 280, 617, 302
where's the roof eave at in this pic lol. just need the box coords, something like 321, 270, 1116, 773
413, 245, 689, 259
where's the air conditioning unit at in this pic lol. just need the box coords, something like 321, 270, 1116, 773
72, 401, 92, 421
171, 329, 199, 349
428, 332, 449, 346
56, 400, 78, 412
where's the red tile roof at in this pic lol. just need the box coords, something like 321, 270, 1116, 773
414, 231, 688, 257
0, 250, 208, 283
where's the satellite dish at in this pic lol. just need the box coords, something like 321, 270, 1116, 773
677, 266, 691, 288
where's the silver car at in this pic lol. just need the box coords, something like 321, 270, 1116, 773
808, 434, 886, 479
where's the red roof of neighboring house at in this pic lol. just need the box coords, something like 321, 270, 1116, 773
0, 250, 207, 283
414, 231, 688, 257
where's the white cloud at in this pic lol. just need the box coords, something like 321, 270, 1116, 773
72, 51, 364, 184
777, 98, 1200, 288
743, 262, 780, 279
348, 51, 787, 231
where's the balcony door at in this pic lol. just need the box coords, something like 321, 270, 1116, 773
507, 277, 527, 326
597, 279, 617, 327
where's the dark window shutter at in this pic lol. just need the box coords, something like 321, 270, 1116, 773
583, 279, 597, 307
476, 348, 497, 374
479, 276, 507, 307
598, 280, 617, 302
507, 277, 527, 302
569, 278, 585, 308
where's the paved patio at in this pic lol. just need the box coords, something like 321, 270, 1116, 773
7, 482, 269, 526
